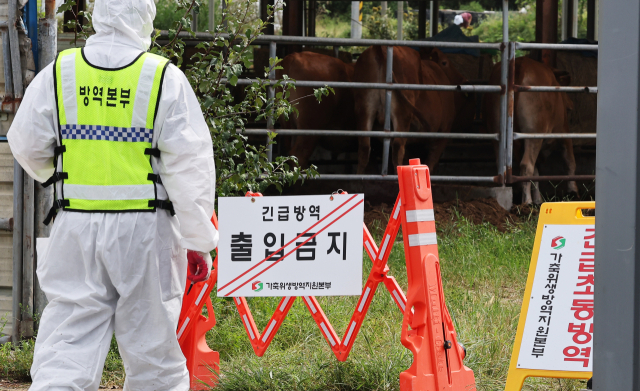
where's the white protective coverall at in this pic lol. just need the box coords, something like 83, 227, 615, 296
7, 0, 219, 389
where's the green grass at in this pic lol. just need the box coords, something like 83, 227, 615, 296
0, 215, 589, 390
316, 15, 352, 39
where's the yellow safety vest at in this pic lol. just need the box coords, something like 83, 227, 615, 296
43, 48, 172, 224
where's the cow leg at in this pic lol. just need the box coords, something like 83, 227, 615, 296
532, 166, 543, 205
426, 140, 449, 172
390, 105, 412, 173
289, 135, 320, 168
357, 135, 371, 175
357, 135, 372, 175
562, 138, 579, 199
520, 139, 544, 205
392, 137, 407, 172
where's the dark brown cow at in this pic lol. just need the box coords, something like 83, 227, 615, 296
352, 46, 467, 174
484, 57, 577, 205
276, 51, 356, 168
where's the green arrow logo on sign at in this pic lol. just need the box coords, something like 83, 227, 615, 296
551, 236, 566, 250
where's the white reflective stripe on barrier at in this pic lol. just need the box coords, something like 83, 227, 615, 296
364, 240, 375, 258
408, 233, 437, 247
378, 234, 391, 260
279, 297, 292, 312
61, 52, 78, 125
132, 55, 162, 128
320, 322, 336, 346
63, 184, 155, 200
242, 315, 255, 340
177, 317, 190, 339
304, 296, 317, 314
343, 321, 357, 346
195, 283, 208, 305
406, 209, 435, 223
262, 319, 277, 342
358, 287, 371, 312
392, 290, 406, 311
393, 199, 401, 220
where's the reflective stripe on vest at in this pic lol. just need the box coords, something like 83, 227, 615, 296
54, 48, 170, 212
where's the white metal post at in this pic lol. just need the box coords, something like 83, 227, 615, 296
429, 1, 434, 37
497, 0, 509, 183
397, 1, 403, 40
209, 0, 215, 31
381, 46, 393, 175
266, 41, 276, 162
351, 1, 362, 39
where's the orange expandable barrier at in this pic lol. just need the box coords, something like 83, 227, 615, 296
176, 213, 220, 389
177, 160, 476, 390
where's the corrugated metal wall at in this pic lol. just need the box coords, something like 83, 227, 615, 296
0, 32, 83, 338
0, 25, 16, 334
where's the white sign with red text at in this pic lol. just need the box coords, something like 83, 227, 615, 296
517, 224, 595, 371
217, 194, 365, 297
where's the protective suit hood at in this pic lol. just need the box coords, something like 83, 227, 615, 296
87, 0, 156, 51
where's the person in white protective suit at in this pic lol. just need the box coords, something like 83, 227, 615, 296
7, 0, 219, 389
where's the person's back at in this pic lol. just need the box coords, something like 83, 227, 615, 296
7, 0, 218, 390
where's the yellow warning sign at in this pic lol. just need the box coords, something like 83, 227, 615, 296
504, 202, 594, 391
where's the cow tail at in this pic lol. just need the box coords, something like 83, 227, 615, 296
374, 45, 432, 133
391, 72, 432, 133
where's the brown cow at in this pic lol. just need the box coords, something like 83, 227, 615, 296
484, 57, 577, 205
353, 46, 467, 174
276, 51, 356, 168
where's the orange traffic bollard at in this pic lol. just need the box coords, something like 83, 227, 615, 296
397, 159, 476, 391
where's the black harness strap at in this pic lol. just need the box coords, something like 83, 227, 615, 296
54, 145, 66, 156
43, 199, 70, 226
145, 148, 161, 158
147, 173, 162, 185
149, 200, 175, 216
42, 172, 68, 188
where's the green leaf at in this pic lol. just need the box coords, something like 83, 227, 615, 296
199, 80, 211, 93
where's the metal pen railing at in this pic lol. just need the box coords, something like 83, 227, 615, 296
505, 41, 598, 183
158, 0, 598, 185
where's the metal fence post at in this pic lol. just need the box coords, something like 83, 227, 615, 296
497, 0, 509, 184
7, 0, 22, 100
267, 41, 276, 162
191, 8, 198, 32
11, 161, 23, 343
2, 31, 13, 103
506, 42, 516, 184
381, 45, 393, 176
208, 0, 215, 31
21, 173, 34, 338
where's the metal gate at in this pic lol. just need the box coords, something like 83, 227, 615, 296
167, 0, 597, 185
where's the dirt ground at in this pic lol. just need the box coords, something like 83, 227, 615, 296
364, 198, 539, 235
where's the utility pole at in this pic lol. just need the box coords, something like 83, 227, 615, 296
594, 0, 640, 389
